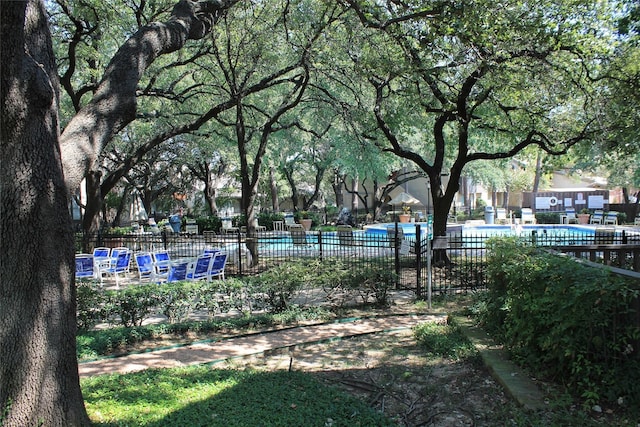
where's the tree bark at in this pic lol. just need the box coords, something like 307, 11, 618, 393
1, 1, 90, 425
269, 166, 280, 212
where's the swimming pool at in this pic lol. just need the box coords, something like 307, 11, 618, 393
365, 222, 605, 237
254, 223, 635, 255
364, 222, 634, 247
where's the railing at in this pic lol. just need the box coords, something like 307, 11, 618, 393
551, 244, 640, 272
75, 225, 640, 296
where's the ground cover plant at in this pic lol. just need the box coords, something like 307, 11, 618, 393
82, 367, 396, 426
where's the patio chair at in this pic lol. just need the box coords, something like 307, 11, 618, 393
164, 261, 189, 283
203, 247, 221, 257
134, 252, 155, 282
186, 253, 214, 282
589, 210, 604, 224
220, 218, 238, 234
336, 225, 364, 255
562, 207, 579, 224
495, 208, 509, 224
520, 208, 536, 224
152, 250, 171, 278
92, 247, 110, 274
75, 254, 94, 280
288, 224, 316, 254
97, 249, 131, 287
603, 211, 619, 225
284, 213, 297, 229
208, 251, 228, 281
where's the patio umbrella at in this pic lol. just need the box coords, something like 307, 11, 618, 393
388, 192, 420, 206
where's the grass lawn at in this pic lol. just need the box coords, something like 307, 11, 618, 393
82, 367, 396, 426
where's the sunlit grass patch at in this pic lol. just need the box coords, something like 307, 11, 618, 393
413, 321, 476, 360
83, 366, 395, 426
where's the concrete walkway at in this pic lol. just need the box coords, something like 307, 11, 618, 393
79, 314, 444, 378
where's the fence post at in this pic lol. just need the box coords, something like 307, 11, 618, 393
415, 224, 422, 298
236, 229, 243, 275
318, 230, 323, 261
161, 230, 168, 250
394, 222, 400, 279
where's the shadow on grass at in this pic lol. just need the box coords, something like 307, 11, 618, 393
83, 367, 395, 427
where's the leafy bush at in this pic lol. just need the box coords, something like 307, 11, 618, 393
196, 215, 222, 232
479, 238, 640, 406
535, 212, 560, 224
345, 263, 396, 307
103, 284, 160, 327
76, 280, 106, 332
199, 278, 250, 316
155, 281, 200, 323
248, 260, 311, 312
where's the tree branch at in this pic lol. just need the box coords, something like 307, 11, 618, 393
60, 0, 239, 191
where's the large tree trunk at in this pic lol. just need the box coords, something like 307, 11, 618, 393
1, 1, 90, 425
82, 170, 103, 235
1, 1, 237, 425
269, 166, 280, 212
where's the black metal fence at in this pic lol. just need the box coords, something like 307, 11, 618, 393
76, 225, 640, 297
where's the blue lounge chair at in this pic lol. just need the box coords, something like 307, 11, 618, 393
152, 250, 171, 279
98, 250, 131, 287
603, 211, 619, 225
186, 254, 214, 282
135, 252, 155, 282
92, 247, 110, 275
75, 254, 94, 280
562, 207, 579, 224
165, 261, 189, 283
590, 210, 604, 224
209, 252, 228, 281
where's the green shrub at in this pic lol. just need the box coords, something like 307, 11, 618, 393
76, 280, 106, 332
535, 212, 560, 224
480, 238, 640, 406
155, 281, 201, 323
346, 263, 396, 307
103, 284, 160, 327
249, 260, 310, 312
199, 278, 250, 316
196, 215, 222, 232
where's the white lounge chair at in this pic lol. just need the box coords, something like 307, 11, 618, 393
186, 253, 214, 282
562, 207, 579, 224
521, 208, 536, 224
97, 249, 131, 287
603, 211, 618, 225
208, 252, 228, 281
590, 210, 604, 224
496, 208, 509, 224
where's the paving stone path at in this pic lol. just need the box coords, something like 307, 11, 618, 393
79, 314, 444, 378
